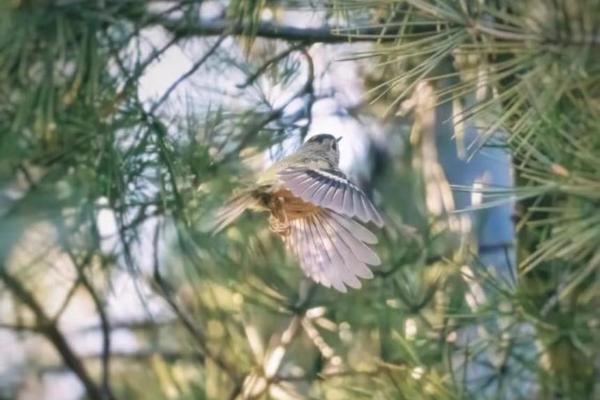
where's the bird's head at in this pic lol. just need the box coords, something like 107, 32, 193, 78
301, 133, 342, 165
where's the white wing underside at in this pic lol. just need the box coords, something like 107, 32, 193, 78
283, 208, 380, 292
278, 167, 384, 292
278, 168, 384, 227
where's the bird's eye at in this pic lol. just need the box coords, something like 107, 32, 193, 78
331, 141, 337, 150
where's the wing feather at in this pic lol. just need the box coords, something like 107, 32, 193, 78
352, 189, 368, 223
342, 185, 354, 217
310, 214, 348, 292
330, 186, 345, 211
328, 212, 378, 245
325, 212, 381, 266
298, 217, 323, 285
317, 212, 373, 280
277, 168, 384, 291
305, 215, 334, 288
286, 175, 313, 189
211, 191, 258, 233
312, 184, 330, 204
283, 208, 380, 292
321, 181, 339, 208
279, 168, 383, 227
291, 219, 315, 281
364, 197, 385, 228
313, 213, 362, 289
313, 213, 359, 290
297, 180, 321, 198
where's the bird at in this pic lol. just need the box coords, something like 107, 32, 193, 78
211, 133, 384, 292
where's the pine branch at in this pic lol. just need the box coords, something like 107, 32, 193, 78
0, 266, 111, 400
157, 18, 405, 43
236, 42, 307, 89
155, 15, 600, 47
151, 223, 242, 383
149, 33, 228, 114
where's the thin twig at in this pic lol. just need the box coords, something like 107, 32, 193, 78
52, 278, 81, 322
236, 42, 307, 89
299, 48, 315, 140
36, 350, 205, 375
0, 266, 107, 400
151, 223, 241, 383
54, 210, 116, 400
0, 322, 39, 332
149, 34, 228, 114
80, 273, 113, 400
221, 46, 317, 162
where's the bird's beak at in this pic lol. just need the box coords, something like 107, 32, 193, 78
336, 136, 342, 143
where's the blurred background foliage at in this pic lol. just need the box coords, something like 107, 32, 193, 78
0, 0, 599, 399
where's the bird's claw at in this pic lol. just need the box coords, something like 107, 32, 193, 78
269, 213, 290, 236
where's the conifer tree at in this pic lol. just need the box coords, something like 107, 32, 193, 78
0, 1, 598, 399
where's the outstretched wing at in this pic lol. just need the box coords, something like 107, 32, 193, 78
282, 208, 380, 293
278, 168, 384, 227
209, 191, 258, 233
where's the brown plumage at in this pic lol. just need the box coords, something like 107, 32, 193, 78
212, 134, 384, 292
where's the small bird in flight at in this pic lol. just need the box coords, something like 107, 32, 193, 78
212, 134, 384, 292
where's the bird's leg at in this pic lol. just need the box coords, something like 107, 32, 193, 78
269, 196, 290, 236
269, 214, 290, 236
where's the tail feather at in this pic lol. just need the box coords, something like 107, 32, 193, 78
211, 191, 258, 233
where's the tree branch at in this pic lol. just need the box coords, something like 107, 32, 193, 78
149, 33, 228, 113
80, 273, 114, 400
236, 42, 308, 89
37, 350, 204, 374
0, 266, 108, 400
155, 16, 600, 47
157, 18, 402, 44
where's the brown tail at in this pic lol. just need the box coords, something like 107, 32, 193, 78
210, 191, 258, 233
